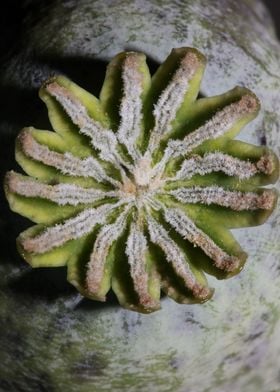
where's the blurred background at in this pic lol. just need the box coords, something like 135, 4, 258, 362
0, 0, 279, 58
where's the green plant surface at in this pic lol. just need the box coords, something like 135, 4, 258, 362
5, 48, 278, 314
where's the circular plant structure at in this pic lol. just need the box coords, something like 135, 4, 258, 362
1, 1, 280, 391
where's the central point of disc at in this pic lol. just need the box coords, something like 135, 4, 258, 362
120, 155, 164, 203
133, 156, 153, 187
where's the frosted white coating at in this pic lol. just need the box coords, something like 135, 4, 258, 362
148, 51, 201, 153
117, 53, 144, 161
169, 186, 275, 211
8, 47, 277, 311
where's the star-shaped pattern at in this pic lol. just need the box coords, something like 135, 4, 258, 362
5, 48, 278, 313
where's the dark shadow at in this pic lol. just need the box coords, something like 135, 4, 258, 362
0, 213, 28, 267
8, 265, 124, 310
8, 267, 75, 302
0, 1, 25, 63
264, 0, 280, 39
0, 85, 48, 128
0, 56, 110, 127
75, 290, 120, 311
0, 132, 32, 266
37, 55, 109, 97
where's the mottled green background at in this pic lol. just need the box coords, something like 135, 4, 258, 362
0, 1, 280, 391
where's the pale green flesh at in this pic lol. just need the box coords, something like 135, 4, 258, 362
6, 51, 278, 315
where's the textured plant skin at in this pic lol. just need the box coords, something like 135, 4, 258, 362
5, 47, 279, 313
1, 2, 280, 391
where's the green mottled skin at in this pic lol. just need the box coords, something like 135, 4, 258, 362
0, 1, 280, 391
